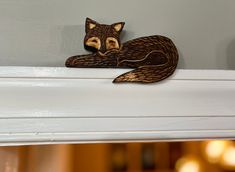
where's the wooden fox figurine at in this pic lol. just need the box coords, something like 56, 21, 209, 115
65, 18, 179, 83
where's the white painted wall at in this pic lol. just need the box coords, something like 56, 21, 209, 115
0, 0, 234, 69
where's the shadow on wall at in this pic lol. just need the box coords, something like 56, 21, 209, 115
120, 30, 135, 43
177, 50, 185, 69
227, 39, 235, 69
60, 25, 87, 55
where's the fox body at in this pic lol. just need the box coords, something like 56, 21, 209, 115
66, 18, 179, 83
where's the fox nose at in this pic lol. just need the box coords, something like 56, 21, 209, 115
99, 46, 106, 54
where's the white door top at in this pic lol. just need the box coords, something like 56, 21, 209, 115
0, 67, 234, 146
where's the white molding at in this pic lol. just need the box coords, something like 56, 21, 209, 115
1, 66, 235, 80
0, 67, 235, 146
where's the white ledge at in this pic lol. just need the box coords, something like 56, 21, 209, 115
0, 67, 235, 146
0, 66, 235, 80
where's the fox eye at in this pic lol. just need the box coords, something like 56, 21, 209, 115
92, 39, 98, 43
109, 40, 115, 44
86, 37, 101, 50
106, 37, 119, 50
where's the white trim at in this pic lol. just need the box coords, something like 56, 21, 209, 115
0, 66, 235, 80
0, 67, 235, 145
1, 130, 235, 146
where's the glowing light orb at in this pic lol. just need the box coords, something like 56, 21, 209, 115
221, 146, 235, 169
204, 141, 231, 163
176, 157, 200, 172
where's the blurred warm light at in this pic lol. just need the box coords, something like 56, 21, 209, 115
176, 157, 201, 172
204, 140, 231, 163
221, 145, 235, 169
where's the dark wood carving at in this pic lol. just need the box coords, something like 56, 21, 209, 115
65, 18, 179, 83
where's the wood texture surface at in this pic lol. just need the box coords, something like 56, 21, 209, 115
66, 18, 179, 83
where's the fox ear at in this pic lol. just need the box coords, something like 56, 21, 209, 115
112, 22, 125, 33
85, 18, 99, 33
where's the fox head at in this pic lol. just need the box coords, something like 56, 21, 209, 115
84, 18, 125, 54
